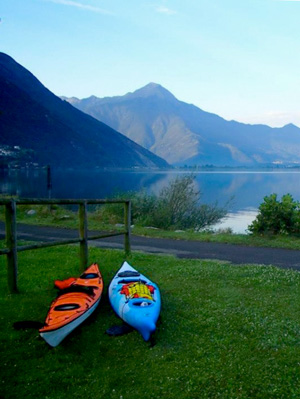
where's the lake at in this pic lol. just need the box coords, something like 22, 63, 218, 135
1, 168, 299, 233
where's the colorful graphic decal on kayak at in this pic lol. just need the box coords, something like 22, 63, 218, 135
120, 282, 155, 301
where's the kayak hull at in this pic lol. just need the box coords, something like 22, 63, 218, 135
109, 261, 161, 341
39, 263, 103, 347
40, 296, 101, 347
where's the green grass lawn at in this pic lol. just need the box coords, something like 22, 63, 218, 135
1, 245, 300, 398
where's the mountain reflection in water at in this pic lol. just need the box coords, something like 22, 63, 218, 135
1, 169, 300, 233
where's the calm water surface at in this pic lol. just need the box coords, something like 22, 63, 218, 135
1, 169, 299, 233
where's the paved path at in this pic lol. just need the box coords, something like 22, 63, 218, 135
1, 222, 300, 271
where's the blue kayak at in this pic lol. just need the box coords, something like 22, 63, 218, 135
108, 261, 161, 341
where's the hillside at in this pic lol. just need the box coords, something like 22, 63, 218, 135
0, 54, 169, 169
64, 83, 300, 166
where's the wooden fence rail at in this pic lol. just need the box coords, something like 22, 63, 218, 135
0, 198, 131, 293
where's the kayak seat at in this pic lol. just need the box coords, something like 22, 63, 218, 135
56, 285, 97, 298
54, 303, 81, 311
79, 273, 99, 279
117, 271, 140, 278
118, 279, 147, 285
132, 301, 152, 307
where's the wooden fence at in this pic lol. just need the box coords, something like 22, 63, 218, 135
0, 198, 131, 293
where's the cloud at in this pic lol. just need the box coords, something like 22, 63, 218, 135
45, 0, 113, 15
155, 6, 177, 15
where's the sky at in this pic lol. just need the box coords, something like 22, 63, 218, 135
1, 0, 300, 127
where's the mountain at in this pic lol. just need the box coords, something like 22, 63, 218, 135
64, 83, 300, 166
0, 54, 169, 169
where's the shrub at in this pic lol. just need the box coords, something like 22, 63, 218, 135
248, 193, 300, 235
95, 190, 157, 226
150, 176, 227, 230
99, 175, 227, 230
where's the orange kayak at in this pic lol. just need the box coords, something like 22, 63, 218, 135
39, 263, 103, 347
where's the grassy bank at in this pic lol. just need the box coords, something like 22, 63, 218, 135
1, 245, 300, 398
132, 226, 300, 250
2, 203, 300, 250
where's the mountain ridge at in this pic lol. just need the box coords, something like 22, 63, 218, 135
0, 53, 169, 169
64, 83, 300, 166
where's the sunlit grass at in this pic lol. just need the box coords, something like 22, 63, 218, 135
1, 246, 300, 398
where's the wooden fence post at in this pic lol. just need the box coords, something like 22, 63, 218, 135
79, 201, 88, 271
124, 201, 131, 256
5, 199, 18, 293
47, 165, 52, 199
